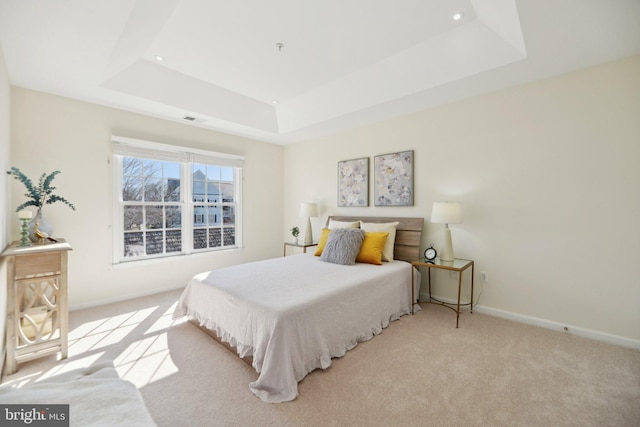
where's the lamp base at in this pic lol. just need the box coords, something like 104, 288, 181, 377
304, 217, 313, 245
441, 225, 454, 262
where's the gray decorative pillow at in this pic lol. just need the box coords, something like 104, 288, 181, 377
320, 228, 365, 265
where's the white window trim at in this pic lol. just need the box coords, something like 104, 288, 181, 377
112, 136, 243, 264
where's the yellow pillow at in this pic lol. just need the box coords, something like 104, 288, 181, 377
356, 232, 389, 265
314, 228, 332, 256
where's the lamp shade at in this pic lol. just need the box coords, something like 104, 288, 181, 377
299, 203, 318, 217
431, 202, 462, 224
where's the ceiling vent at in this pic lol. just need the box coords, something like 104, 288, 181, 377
183, 115, 207, 123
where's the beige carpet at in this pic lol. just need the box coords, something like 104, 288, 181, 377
2, 289, 639, 427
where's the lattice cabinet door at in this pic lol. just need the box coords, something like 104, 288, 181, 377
15, 276, 62, 346
2, 239, 72, 375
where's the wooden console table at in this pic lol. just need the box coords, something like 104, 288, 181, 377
2, 239, 72, 375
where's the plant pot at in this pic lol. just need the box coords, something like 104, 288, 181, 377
28, 209, 54, 242
292, 236, 299, 244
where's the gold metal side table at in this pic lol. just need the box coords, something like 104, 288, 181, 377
411, 257, 474, 328
283, 242, 318, 256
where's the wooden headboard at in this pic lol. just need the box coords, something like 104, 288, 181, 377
326, 216, 424, 262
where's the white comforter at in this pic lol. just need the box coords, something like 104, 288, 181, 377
0, 362, 156, 426
173, 253, 418, 403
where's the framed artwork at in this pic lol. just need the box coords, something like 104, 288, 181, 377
337, 157, 369, 207
374, 150, 414, 206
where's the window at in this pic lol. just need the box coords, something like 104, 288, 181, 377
191, 163, 237, 250
112, 137, 243, 263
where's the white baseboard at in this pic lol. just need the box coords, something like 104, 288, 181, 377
420, 292, 640, 350
72, 288, 640, 350
69, 284, 185, 312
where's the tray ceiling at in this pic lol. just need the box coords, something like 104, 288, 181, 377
1, 0, 639, 144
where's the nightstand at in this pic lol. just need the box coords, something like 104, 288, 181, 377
411, 257, 474, 328
283, 242, 318, 256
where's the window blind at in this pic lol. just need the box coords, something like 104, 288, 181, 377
112, 136, 244, 167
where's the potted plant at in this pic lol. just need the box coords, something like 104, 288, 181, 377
7, 167, 76, 240
290, 226, 300, 244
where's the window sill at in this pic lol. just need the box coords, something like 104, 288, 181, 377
111, 246, 241, 269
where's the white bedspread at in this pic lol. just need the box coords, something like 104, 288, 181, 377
0, 362, 156, 426
173, 253, 418, 403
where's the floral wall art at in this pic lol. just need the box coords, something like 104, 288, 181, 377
374, 150, 414, 206
337, 157, 369, 207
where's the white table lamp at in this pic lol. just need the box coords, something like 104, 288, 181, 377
431, 202, 462, 262
299, 203, 318, 245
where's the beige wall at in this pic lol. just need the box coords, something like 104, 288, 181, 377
284, 55, 640, 345
9, 88, 284, 308
0, 44, 11, 372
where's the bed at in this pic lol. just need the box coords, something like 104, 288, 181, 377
173, 216, 424, 403
0, 361, 156, 426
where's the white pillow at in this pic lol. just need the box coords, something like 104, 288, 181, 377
359, 221, 399, 261
328, 219, 360, 229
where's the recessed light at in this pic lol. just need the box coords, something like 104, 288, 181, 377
155, 55, 165, 61
453, 12, 464, 21
272, 100, 278, 105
